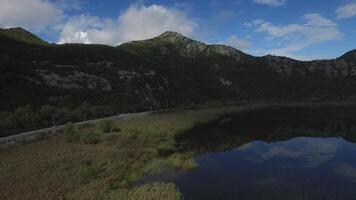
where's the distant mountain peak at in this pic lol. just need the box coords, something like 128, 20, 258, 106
158, 31, 185, 38
152, 31, 197, 45
119, 31, 249, 58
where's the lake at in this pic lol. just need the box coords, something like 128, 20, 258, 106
140, 105, 356, 200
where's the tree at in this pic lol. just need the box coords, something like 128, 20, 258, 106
96, 119, 117, 133
39, 105, 56, 127
13, 105, 39, 128
0, 111, 15, 129
53, 107, 72, 125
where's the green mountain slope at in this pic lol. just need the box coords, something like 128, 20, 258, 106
1, 28, 356, 136
0, 27, 48, 46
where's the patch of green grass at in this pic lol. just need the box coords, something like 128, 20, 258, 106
80, 132, 103, 144
0, 27, 48, 46
64, 122, 80, 143
106, 183, 182, 200
77, 160, 109, 183
97, 119, 121, 134
165, 153, 197, 170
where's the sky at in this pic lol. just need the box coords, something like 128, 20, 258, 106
0, 0, 355, 60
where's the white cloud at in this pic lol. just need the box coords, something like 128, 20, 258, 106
58, 15, 116, 44
225, 35, 251, 50
58, 4, 197, 45
303, 13, 337, 27
0, 0, 63, 31
250, 13, 342, 57
253, 0, 286, 7
336, 1, 356, 19
55, 0, 84, 11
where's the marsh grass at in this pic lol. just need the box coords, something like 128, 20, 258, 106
80, 132, 103, 144
64, 122, 80, 143
165, 153, 197, 170
0, 106, 231, 200
3, 104, 356, 199
97, 119, 121, 133
106, 183, 182, 200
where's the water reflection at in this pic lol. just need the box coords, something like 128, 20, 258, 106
335, 164, 356, 182
141, 106, 356, 200
143, 137, 356, 200
175, 105, 356, 154
245, 137, 341, 167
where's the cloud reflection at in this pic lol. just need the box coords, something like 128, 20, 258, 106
240, 137, 341, 167
335, 163, 356, 182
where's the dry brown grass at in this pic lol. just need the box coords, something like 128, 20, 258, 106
0, 138, 117, 199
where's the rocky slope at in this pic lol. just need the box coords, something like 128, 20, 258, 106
1, 28, 356, 114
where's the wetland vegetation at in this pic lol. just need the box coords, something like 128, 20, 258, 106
1, 103, 356, 200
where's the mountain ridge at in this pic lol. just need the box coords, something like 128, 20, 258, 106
1, 27, 356, 135
0, 27, 354, 62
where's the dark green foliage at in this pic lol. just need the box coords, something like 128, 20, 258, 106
39, 105, 56, 126
64, 123, 105, 145
0, 112, 15, 129
96, 119, 119, 133
0, 103, 113, 137
0, 27, 48, 46
63, 122, 79, 143
80, 132, 102, 144
53, 107, 72, 125
12, 105, 40, 128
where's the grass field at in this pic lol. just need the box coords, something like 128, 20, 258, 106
0, 106, 237, 200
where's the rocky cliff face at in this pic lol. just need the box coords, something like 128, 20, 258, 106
1, 28, 356, 113
263, 55, 356, 77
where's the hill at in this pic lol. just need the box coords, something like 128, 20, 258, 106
0, 28, 356, 135
0, 27, 48, 45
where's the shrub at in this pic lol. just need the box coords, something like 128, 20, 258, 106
97, 119, 119, 133
0, 112, 15, 129
13, 105, 40, 128
53, 107, 72, 125
63, 122, 79, 143
81, 132, 102, 144
39, 105, 56, 127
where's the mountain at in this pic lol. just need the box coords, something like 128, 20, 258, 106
0, 28, 356, 135
0, 27, 48, 46
340, 49, 356, 62
119, 31, 248, 59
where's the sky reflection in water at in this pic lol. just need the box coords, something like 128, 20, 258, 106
143, 137, 356, 200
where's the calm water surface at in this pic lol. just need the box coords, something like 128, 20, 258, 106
144, 137, 356, 200
142, 106, 356, 200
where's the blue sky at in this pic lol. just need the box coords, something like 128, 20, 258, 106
0, 0, 355, 60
